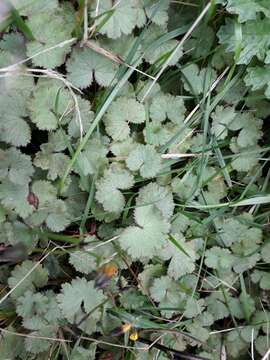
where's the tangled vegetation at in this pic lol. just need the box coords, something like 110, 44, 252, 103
0, 0, 270, 359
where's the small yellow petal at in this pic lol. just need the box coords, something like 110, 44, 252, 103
129, 331, 139, 341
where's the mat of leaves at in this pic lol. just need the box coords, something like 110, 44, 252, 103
0, 0, 269, 359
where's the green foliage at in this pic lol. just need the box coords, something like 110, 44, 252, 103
119, 204, 170, 259
26, 5, 75, 68
8, 260, 48, 299
67, 46, 118, 89
104, 96, 145, 140
0, 0, 269, 359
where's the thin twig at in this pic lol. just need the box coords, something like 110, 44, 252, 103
251, 328, 255, 360
0, 38, 76, 72
140, 2, 212, 102
95, 0, 100, 16
262, 347, 270, 360
0, 246, 58, 305
27, 68, 84, 140
84, 40, 155, 80
83, 0, 88, 42
183, 66, 230, 125
0, 327, 72, 343
161, 153, 198, 159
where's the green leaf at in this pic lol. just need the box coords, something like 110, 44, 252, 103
10, 6, 34, 41
0, 326, 25, 359
211, 105, 236, 140
136, 182, 174, 220
233, 253, 260, 273
29, 79, 71, 131
230, 145, 261, 172
218, 18, 270, 64
67, 98, 95, 139
57, 278, 106, 329
8, 260, 48, 299
11, 0, 58, 17
205, 293, 229, 321
226, 0, 270, 22
184, 24, 215, 59
126, 144, 162, 178
172, 171, 198, 201
27, 198, 71, 232
160, 233, 198, 280
205, 247, 234, 270
218, 215, 262, 249
0, 63, 33, 147
69, 236, 116, 274
143, 0, 170, 26
119, 288, 147, 310
183, 298, 205, 319
34, 143, 70, 181
24, 326, 57, 354
138, 264, 165, 295
251, 269, 270, 289
245, 65, 270, 98
104, 96, 145, 141
66, 46, 118, 89
77, 137, 108, 176
150, 275, 185, 318
255, 336, 268, 356
90, 0, 146, 39
17, 290, 61, 330
149, 92, 186, 124
70, 345, 96, 360
119, 205, 170, 259
0, 180, 33, 218
26, 9, 74, 68
95, 164, 134, 214
181, 64, 216, 95
261, 243, 270, 263
142, 24, 182, 65
0, 148, 33, 185
228, 295, 255, 320
27, 180, 71, 231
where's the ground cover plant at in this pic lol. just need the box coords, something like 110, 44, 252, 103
0, 0, 270, 359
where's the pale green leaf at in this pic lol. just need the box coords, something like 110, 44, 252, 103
126, 144, 162, 178
205, 247, 234, 270
29, 79, 71, 130
66, 46, 118, 89
218, 18, 270, 64
136, 182, 174, 220
90, 0, 146, 39
0, 180, 33, 218
8, 260, 48, 299
10, 0, 58, 16
57, 278, 106, 325
77, 137, 108, 176
142, 25, 182, 65
149, 92, 186, 124
26, 9, 74, 68
183, 298, 205, 319
181, 64, 216, 95
119, 205, 170, 259
245, 65, 270, 98
143, 0, 170, 26
251, 269, 270, 289
226, 0, 270, 22
104, 96, 145, 141
0, 148, 33, 185
34, 143, 70, 180
150, 275, 185, 318
95, 164, 134, 213
211, 105, 236, 140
